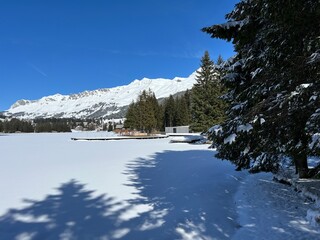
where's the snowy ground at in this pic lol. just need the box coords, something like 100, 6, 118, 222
0, 132, 319, 239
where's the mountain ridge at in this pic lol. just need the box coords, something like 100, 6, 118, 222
5, 71, 197, 119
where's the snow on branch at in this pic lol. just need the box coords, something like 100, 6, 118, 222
309, 133, 320, 151
231, 101, 248, 111
250, 68, 262, 79
208, 125, 223, 135
224, 133, 237, 144
289, 83, 312, 98
237, 123, 253, 133
307, 52, 320, 64
216, 18, 249, 30
223, 73, 239, 82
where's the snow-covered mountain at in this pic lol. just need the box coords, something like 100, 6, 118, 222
5, 71, 197, 119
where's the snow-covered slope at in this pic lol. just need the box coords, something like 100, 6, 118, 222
5, 71, 197, 119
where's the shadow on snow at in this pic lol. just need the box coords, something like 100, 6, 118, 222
123, 150, 243, 239
0, 150, 245, 239
0, 180, 127, 240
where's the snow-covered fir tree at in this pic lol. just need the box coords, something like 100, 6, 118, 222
191, 51, 227, 132
203, 0, 320, 178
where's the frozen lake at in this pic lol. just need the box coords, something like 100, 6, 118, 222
0, 132, 318, 239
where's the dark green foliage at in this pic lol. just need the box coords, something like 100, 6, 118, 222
124, 68, 229, 133
1, 118, 34, 133
162, 92, 192, 128
216, 55, 224, 66
33, 118, 105, 132
190, 51, 227, 132
204, 0, 320, 178
34, 122, 52, 133
136, 90, 158, 133
175, 96, 190, 126
163, 95, 176, 127
149, 91, 163, 130
124, 102, 138, 130
125, 90, 192, 132
34, 118, 71, 132
124, 90, 160, 133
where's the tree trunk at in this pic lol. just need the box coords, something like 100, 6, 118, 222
293, 152, 309, 178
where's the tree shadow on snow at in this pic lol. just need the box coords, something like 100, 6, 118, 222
122, 150, 244, 239
0, 180, 128, 240
0, 150, 244, 240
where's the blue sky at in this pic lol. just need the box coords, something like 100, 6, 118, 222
0, 0, 238, 111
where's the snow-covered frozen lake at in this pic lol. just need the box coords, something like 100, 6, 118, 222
0, 132, 318, 239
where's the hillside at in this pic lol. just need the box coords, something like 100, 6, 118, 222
5, 71, 197, 119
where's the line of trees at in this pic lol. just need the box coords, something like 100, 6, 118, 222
124, 90, 162, 133
0, 118, 34, 133
0, 118, 72, 133
33, 118, 71, 133
124, 52, 228, 133
0, 117, 125, 133
124, 90, 194, 133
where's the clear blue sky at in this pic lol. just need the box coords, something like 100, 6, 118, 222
0, 0, 238, 111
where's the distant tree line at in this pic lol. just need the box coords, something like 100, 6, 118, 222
0, 118, 34, 133
0, 117, 123, 133
33, 118, 72, 133
124, 90, 188, 133
124, 52, 227, 133
0, 118, 98, 133
0, 118, 72, 133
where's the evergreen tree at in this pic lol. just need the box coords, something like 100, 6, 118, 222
163, 95, 176, 127
124, 90, 160, 133
190, 51, 227, 132
137, 90, 157, 133
150, 91, 163, 131
124, 102, 138, 130
175, 96, 190, 126
203, 0, 320, 178
184, 90, 192, 122
216, 55, 224, 66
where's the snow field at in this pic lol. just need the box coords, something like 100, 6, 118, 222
0, 132, 318, 239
